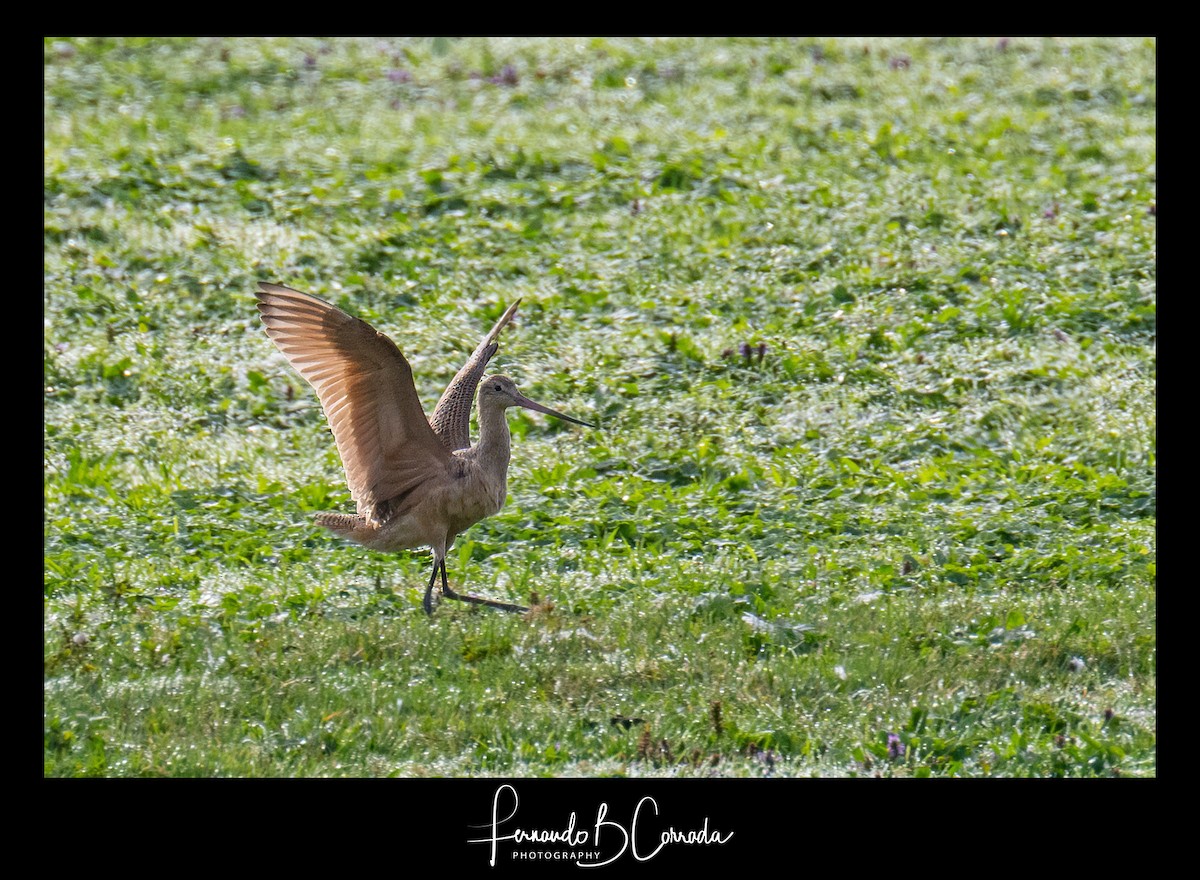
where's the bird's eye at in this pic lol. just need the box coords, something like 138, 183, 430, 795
493, 384, 502, 391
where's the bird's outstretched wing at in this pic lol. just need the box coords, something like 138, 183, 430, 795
429, 300, 521, 451
255, 282, 454, 524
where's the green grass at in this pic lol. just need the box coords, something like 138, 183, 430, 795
44, 37, 1155, 777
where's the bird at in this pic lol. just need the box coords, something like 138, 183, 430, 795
253, 281, 593, 615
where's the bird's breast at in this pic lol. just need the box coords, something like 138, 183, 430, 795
444, 455, 507, 532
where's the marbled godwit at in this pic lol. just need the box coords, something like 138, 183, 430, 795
254, 282, 593, 614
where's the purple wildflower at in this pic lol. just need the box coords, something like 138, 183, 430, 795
488, 64, 519, 86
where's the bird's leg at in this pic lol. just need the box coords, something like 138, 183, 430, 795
439, 558, 529, 614
422, 559, 440, 616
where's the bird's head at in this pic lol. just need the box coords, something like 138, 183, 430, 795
479, 375, 594, 427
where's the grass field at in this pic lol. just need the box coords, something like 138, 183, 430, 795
44, 37, 1155, 777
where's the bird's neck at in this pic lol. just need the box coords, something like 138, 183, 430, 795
474, 403, 512, 473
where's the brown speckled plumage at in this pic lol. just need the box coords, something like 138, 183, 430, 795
429, 300, 520, 451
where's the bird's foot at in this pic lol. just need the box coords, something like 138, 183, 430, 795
441, 583, 528, 614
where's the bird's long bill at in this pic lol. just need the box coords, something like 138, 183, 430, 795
512, 391, 595, 428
